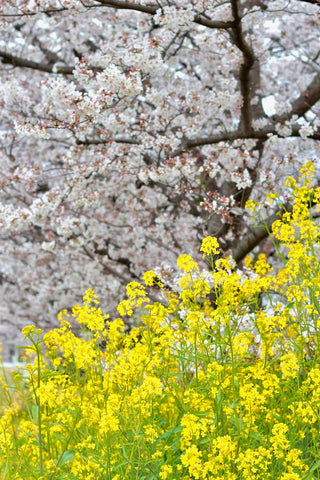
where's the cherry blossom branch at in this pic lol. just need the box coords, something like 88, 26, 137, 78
177, 126, 320, 153
95, 0, 234, 29
76, 137, 139, 145
95, 0, 158, 14
0, 51, 74, 74
0, 8, 68, 17
70, 68, 320, 151
0, 2, 234, 29
272, 73, 320, 123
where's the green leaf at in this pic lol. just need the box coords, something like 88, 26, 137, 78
31, 405, 39, 422
306, 458, 320, 476
58, 450, 74, 467
286, 301, 295, 309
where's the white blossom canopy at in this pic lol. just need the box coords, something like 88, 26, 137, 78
0, 0, 319, 352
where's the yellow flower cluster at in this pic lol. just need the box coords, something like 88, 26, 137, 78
143, 270, 163, 287
1, 162, 320, 479
199, 236, 219, 258
117, 281, 150, 316
177, 254, 199, 272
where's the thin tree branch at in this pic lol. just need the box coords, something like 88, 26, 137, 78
76, 136, 139, 145
0, 8, 68, 17
0, 51, 74, 74
0, 1, 234, 29
96, 0, 234, 29
176, 125, 320, 154
95, 0, 158, 14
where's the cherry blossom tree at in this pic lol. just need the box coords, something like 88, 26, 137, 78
0, 0, 319, 358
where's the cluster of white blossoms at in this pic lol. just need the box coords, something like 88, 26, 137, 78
299, 123, 315, 140
14, 122, 50, 139
275, 122, 292, 138
154, 6, 195, 30
230, 168, 252, 190
0, 78, 31, 110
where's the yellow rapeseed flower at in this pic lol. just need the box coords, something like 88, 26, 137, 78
143, 270, 163, 287
200, 236, 220, 257
177, 254, 198, 272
